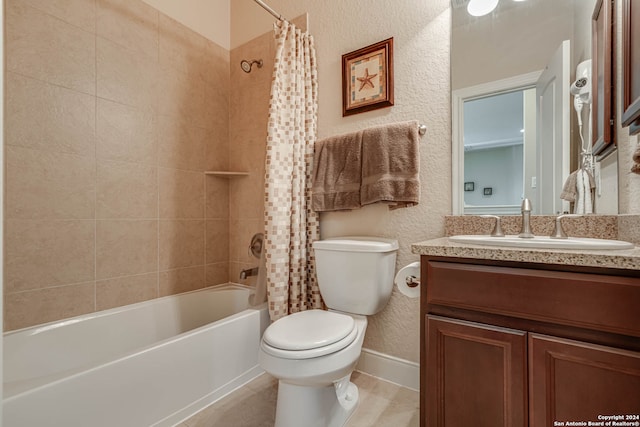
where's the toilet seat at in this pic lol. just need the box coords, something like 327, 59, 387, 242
262, 310, 358, 360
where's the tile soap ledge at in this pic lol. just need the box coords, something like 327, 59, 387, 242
411, 237, 640, 271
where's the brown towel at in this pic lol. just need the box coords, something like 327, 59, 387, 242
361, 120, 420, 210
560, 168, 596, 203
560, 170, 578, 202
312, 130, 363, 211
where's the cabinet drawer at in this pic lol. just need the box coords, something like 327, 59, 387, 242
424, 261, 640, 337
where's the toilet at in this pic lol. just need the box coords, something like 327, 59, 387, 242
259, 236, 398, 427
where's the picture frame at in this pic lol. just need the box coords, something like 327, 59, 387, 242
464, 182, 475, 192
483, 187, 493, 196
342, 38, 394, 116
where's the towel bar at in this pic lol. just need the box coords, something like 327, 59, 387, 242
418, 124, 427, 136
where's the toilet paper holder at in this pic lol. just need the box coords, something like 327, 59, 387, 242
405, 275, 420, 288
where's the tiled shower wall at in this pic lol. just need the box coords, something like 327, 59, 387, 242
228, 31, 273, 284
4, 0, 230, 330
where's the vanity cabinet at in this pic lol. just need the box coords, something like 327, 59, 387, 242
420, 257, 640, 427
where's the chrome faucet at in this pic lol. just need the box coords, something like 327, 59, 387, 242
239, 267, 259, 280
480, 215, 504, 237
550, 214, 581, 239
518, 198, 534, 239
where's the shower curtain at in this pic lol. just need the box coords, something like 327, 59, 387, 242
263, 20, 322, 321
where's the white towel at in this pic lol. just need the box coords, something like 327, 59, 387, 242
574, 169, 593, 214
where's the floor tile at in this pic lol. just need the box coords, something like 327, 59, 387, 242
182, 371, 419, 427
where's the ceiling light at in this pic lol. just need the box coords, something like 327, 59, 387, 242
467, 0, 499, 16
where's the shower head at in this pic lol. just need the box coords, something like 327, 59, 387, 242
240, 59, 263, 73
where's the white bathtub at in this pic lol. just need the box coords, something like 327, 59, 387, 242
3, 284, 270, 427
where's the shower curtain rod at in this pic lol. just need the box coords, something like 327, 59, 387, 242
253, 0, 287, 21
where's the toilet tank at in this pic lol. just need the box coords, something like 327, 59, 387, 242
313, 237, 398, 315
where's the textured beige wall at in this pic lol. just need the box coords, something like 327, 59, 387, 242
233, 0, 451, 363
4, 0, 230, 330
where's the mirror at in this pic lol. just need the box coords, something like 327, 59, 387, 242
451, 0, 618, 215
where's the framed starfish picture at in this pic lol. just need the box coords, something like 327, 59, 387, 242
342, 38, 394, 116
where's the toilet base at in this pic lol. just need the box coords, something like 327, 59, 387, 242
274, 378, 359, 427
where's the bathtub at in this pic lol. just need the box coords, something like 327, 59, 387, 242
3, 284, 270, 427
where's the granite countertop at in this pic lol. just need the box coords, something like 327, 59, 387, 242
411, 237, 640, 271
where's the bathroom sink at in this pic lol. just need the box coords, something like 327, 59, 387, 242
448, 235, 635, 250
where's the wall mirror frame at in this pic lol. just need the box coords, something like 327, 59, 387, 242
452, 72, 542, 215
592, 0, 615, 157
621, 0, 640, 135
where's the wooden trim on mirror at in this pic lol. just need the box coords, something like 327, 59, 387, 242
592, 0, 615, 156
621, 0, 640, 134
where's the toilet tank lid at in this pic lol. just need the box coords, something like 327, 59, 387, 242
313, 236, 399, 252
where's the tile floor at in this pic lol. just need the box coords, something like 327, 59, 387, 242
178, 371, 419, 427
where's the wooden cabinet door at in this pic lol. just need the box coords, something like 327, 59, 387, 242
425, 315, 528, 427
529, 334, 640, 426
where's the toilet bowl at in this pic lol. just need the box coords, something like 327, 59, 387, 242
259, 310, 367, 427
258, 237, 398, 427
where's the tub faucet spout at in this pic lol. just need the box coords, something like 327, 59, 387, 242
240, 267, 259, 280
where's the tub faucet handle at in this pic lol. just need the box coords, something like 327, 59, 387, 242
480, 215, 504, 237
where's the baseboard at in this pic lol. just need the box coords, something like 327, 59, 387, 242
355, 348, 420, 391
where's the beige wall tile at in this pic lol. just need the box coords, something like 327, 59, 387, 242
159, 168, 204, 219
229, 84, 270, 143
96, 220, 158, 279
159, 265, 205, 296
6, 72, 96, 156
203, 39, 230, 89
157, 64, 207, 125
158, 13, 207, 74
206, 219, 229, 264
229, 178, 265, 221
5, 220, 95, 293
206, 178, 229, 219
228, 134, 265, 173
157, 117, 208, 171
159, 220, 205, 269
205, 116, 229, 171
97, 0, 159, 60
6, 146, 96, 220
97, 36, 158, 109
12, 0, 97, 33
97, 160, 158, 219
206, 263, 229, 287
5, 282, 95, 331
197, 75, 228, 131
96, 272, 158, 310
6, 1, 95, 94
229, 219, 263, 264
97, 98, 157, 164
